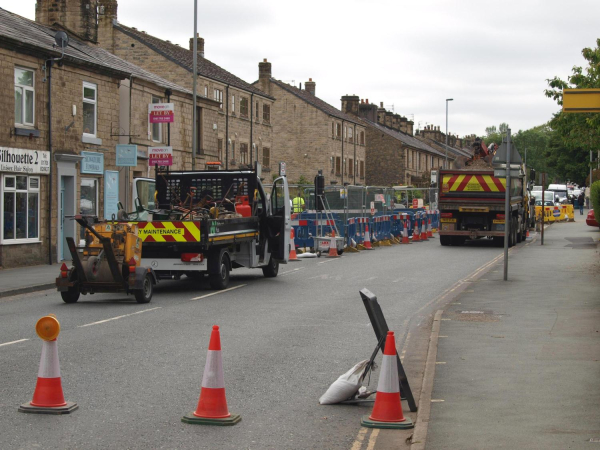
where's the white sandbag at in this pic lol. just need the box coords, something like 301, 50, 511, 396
296, 252, 317, 258
319, 359, 370, 405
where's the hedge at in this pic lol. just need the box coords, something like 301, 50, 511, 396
591, 180, 600, 224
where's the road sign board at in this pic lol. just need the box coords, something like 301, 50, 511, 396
562, 89, 600, 113
492, 141, 522, 165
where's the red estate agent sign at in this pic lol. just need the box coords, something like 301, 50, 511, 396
148, 103, 175, 123
148, 146, 173, 166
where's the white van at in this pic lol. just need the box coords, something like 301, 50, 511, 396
548, 184, 569, 203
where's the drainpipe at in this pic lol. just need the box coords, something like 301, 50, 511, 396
341, 120, 344, 185
47, 60, 53, 265
250, 93, 254, 166
353, 124, 357, 185
225, 85, 229, 170
165, 88, 172, 146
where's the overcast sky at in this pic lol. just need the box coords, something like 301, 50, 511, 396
7, 0, 600, 137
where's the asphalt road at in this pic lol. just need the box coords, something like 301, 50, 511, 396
0, 238, 504, 450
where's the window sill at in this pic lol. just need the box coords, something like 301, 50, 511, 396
82, 135, 102, 145
14, 127, 41, 138
0, 239, 41, 245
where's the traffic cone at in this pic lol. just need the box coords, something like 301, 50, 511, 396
363, 225, 374, 250
327, 230, 340, 258
412, 216, 421, 242
19, 315, 78, 414
289, 228, 300, 262
361, 331, 413, 429
182, 325, 241, 426
420, 213, 428, 241
427, 212, 434, 238
401, 217, 410, 244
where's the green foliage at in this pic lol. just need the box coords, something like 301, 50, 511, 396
544, 38, 600, 184
297, 175, 310, 186
512, 125, 557, 182
585, 168, 600, 186
591, 181, 600, 224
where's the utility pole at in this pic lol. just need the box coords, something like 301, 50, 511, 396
191, 0, 198, 170
503, 129, 512, 281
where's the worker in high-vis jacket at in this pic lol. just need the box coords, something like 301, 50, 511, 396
292, 194, 305, 213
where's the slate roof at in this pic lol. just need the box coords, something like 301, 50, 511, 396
113, 23, 273, 99
270, 79, 363, 126
416, 136, 472, 158
361, 118, 446, 157
0, 8, 193, 96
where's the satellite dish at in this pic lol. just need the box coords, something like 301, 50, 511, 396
54, 31, 69, 49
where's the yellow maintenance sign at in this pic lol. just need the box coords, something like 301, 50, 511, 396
136, 221, 201, 243
442, 174, 506, 193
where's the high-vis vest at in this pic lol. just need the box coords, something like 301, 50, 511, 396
293, 197, 305, 213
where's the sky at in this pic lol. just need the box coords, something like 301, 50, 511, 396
5, 0, 600, 138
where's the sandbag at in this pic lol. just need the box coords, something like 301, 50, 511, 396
319, 359, 369, 405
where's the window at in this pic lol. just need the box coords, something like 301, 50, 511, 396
15, 67, 34, 127
231, 142, 236, 162
218, 138, 223, 162
348, 158, 353, 176
344, 126, 347, 140
2, 175, 39, 242
263, 104, 270, 124
80, 178, 98, 239
240, 97, 248, 118
332, 122, 335, 137
360, 131, 365, 145
240, 143, 248, 164
83, 82, 97, 136
360, 161, 365, 179
256, 102, 259, 119
204, 85, 208, 97
231, 95, 235, 114
348, 127, 354, 143
335, 156, 341, 175
151, 96, 162, 142
263, 147, 270, 167
336, 123, 341, 138
214, 88, 223, 109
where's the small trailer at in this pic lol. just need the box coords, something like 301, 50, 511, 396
56, 216, 157, 304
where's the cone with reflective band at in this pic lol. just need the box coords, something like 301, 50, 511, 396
363, 225, 373, 250
401, 215, 410, 244
289, 228, 300, 261
361, 331, 413, 429
427, 211, 434, 238
19, 339, 78, 414
420, 213, 428, 241
327, 229, 340, 257
182, 325, 240, 425
412, 216, 421, 242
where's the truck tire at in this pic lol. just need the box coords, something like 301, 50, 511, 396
61, 269, 80, 303
209, 252, 230, 290
440, 235, 452, 246
134, 273, 153, 303
452, 236, 466, 246
262, 256, 279, 278
493, 237, 504, 247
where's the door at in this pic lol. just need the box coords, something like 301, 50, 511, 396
268, 176, 290, 262
59, 175, 75, 260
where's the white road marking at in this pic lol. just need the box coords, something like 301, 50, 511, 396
78, 307, 162, 327
318, 259, 338, 264
0, 338, 29, 348
191, 284, 246, 300
279, 267, 306, 276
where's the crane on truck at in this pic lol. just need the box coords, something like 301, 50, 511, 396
126, 166, 290, 289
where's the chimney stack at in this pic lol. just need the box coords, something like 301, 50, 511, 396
258, 58, 272, 96
305, 78, 316, 96
341, 95, 359, 116
189, 34, 205, 57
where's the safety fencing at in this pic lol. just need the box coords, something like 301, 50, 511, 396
534, 204, 575, 223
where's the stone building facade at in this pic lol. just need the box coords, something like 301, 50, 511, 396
59, 0, 276, 171
254, 60, 366, 185
0, 8, 201, 268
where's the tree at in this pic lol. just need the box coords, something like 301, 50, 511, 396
545, 38, 600, 183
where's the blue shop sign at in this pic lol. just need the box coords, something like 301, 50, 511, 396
116, 145, 138, 167
81, 151, 104, 174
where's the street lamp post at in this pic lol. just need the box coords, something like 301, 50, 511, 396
445, 98, 453, 169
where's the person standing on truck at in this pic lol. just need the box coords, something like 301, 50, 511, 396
577, 192, 585, 215
293, 194, 305, 213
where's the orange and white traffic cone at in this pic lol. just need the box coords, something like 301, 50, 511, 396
289, 228, 300, 262
427, 211, 434, 238
19, 315, 78, 414
412, 216, 421, 242
361, 331, 413, 429
182, 325, 241, 426
327, 230, 340, 258
363, 225, 374, 250
401, 216, 410, 244
420, 213, 428, 241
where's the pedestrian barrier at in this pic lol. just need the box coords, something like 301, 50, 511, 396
182, 325, 241, 426
562, 204, 575, 221
19, 315, 78, 414
360, 331, 413, 429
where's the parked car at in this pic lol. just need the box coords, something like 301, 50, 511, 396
586, 210, 599, 228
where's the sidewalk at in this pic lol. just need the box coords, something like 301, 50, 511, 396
423, 213, 600, 449
0, 262, 59, 298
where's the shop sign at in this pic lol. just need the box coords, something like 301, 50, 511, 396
104, 170, 119, 220
148, 146, 173, 166
81, 151, 104, 174
148, 103, 174, 123
116, 145, 138, 167
0, 147, 50, 174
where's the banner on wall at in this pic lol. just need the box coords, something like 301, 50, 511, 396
148, 146, 173, 166
148, 103, 174, 124
0, 147, 50, 174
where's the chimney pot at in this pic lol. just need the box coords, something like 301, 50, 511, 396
380, 102, 384, 108
189, 36, 205, 56
263, 58, 267, 62
305, 78, 316, 96
366, 99, 369, 104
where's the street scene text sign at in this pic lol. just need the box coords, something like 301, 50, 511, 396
562, 89, 600, 113
148, 103, 175, 123
0, 147, 50, 174
148, 146, 173, 166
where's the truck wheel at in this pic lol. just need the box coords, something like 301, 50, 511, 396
440, 235, 452, 246
61, 269, 80, 303
493, 237, 504, 247
452, 236, 466, 246
262, 256, 279, 278
135, 273, 153, 303
209, 252, 230, 290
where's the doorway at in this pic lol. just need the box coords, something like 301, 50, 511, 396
59, 175, 75, 261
